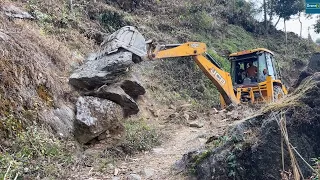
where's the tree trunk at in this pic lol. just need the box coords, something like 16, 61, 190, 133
269, 0, 274, 22
298, 13, 302, 37
69, 0, 73, 14
274, 16, 281, 27
284, 19, 287, 57
264, 0, 268, 34
232, 0, 235, 16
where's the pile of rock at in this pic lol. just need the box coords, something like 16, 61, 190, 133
69, 49, 146, 144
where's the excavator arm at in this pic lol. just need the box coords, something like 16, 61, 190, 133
102, 26, 239, 107
147, 41, 239, 106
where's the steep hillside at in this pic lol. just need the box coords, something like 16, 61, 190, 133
0, 0, 318, 179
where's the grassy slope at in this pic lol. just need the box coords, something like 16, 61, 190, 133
0, 0, 318, 178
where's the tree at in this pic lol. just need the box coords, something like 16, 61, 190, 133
273, 0, 304, 27
271, 0, 304, 56
314, 16, 320, 34
263, 0, 267, 33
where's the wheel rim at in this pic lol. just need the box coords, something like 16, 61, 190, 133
273, 86, 284, 102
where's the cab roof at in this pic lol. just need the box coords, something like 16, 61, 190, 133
229, 48, 274, 57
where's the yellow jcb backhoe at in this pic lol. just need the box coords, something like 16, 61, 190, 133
102, 26, 288, 108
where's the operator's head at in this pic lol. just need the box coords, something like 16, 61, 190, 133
249, 61, 253, 66
263, 68, 267, 75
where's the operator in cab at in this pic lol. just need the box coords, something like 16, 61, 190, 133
246, 61, 257, 81
235, 63, 244, 84
259, 68, 268, 82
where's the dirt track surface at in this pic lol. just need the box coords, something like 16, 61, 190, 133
71, 104, 250, 180
114, 125, 213, 180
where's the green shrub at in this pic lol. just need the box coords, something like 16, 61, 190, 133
0, 125, 75, 179
207, 50, 230, 72
179, 3, 214, 32
152, 58, 221, 108
99, 11, 128, 31
119, 119, 161, 154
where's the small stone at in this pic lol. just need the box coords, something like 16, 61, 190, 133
182, 113, 190, 121
114, 168, 119, 176
188, 120, 204, 128
198, 138, 207, 145
152, 148, 165, 154
149, 108, 159, 117
168, 112, 179, 119
177, 104, 192, 112
169, 105, 176, 110
219, 109, 227, 114
127, 174, 141, 180
107, 163, 115, 170
2, 140, 11, 147
226, 111, 233, 117
142, 167, 155, 179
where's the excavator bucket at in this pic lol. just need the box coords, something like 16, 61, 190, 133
100, 26, 147, 58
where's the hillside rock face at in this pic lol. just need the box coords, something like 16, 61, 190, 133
74, 96, 123, 144
179, 73, 320, 180
39, 104, 75, 137
2, 4, 34, 19
294, 52, 320, 88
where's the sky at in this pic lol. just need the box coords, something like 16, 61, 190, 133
247, 0, 320, 41
275, 14, 319, 41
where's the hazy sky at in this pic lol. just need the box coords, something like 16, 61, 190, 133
248, 0, 320, 41
275, 15, 319, 41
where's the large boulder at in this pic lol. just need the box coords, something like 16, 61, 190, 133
307, 53, 320, 72
119, 75, 146, 98
90, 85, 140, 117
69, 51, 134, 90
1, 4, 34, 19
294, 53, 320, 88
74, 96, 124, 144
178, 73, 320, 180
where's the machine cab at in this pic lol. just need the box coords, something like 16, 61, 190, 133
229, 48, 279, 87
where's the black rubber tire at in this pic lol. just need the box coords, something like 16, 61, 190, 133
273, 85, 285, 102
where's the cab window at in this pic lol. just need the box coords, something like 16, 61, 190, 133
265, 53, 275, 80
258, 53, 267, 82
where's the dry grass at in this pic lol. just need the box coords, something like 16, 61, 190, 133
261, 76, 317, 113
0, 0, 97, 116
0, 15, 71, 105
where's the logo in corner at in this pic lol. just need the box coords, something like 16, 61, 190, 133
190, 43, 200, 48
